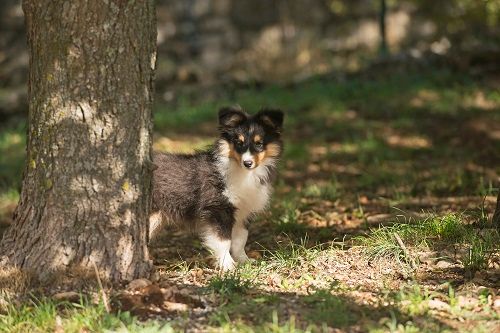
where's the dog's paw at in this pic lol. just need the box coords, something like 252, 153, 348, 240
233, 252, 251, 264
218, 254, 236, 272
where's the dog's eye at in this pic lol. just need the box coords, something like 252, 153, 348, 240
255, 142, 264, 149
236, 140, 244, 147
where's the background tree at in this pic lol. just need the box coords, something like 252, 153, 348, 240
0, 0, 156, 282
379, 0, 388, 55
493, 191, 500, 229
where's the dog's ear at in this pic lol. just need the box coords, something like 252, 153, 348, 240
218, 106, 247, 129
255, 108, 284, 133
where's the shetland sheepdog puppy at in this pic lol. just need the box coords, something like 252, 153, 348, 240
149, 106, 284, 271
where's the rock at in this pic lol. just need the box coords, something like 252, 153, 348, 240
52, 291, 80, 303
493, 297, 500, 309
366, 214, 393, 224
418, 251, 439, 263
457, 295, 478, 308
139, 285, 164, 306
435, 260, 454, 269
150, 270, 160, 282
127, 278, 152, 291
428, 299, 450, 311
248, 250, 262, 259
163, 301, 189, 312
473, 271, 487, 280
381, 267, 393, 275
471, 272, 488, 286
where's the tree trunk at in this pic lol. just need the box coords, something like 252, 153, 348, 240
379, 0, 388, 55
493, 191, 500, 229
0, 0, 156, 282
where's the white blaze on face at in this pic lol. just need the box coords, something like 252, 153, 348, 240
241, 150, 255, 169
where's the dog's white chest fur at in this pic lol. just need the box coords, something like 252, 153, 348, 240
221, 161, 271, 223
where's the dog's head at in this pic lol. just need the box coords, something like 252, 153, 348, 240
217, 106, 284, 170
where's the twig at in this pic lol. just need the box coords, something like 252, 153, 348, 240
394, 232, 417, 270
92, 260, 110, 313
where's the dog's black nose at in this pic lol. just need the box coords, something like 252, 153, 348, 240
243, 160, 253, 168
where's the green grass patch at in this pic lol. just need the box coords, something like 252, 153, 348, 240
356, 213, 499, 272
460, 232, 497, 273
208, 293, 281, 328
302, 287, 353, 327
205, 271, 254, 299
0, 123, 25, 193
393, 284, 435, 316
303, 179, 340, 202
212, 312, 315, 333
272, 198, 306, 235
0, 297, 172, 333
263, 237, 320, 271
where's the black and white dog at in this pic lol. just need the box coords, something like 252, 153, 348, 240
149, 106, 284, 271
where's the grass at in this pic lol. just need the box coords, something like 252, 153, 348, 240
263, 236, 320, 271
0, 124, 25, 190
212, 313, 315, 333
357, 212, 499, 273
272, 197, 306, 235
0, 297, 173, 333
460, 232, 497, 273
302, 178, 340, 201
302, 287, 353, 327
205, 271, 254, 299
1, 64, 499, 332
393, 284, 435, 316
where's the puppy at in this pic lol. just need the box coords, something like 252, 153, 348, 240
149, 106, 284, 271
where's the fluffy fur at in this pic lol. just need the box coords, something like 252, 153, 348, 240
150, 106, 284, 271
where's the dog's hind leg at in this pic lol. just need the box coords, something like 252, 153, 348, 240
202, 229, 235, 271
199, 208, 236, 271
148, 211, 164, 241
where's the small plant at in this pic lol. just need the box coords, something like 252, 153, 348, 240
372, 314, 421, 333
460, 233, 496, 274
395, 284, 434, 316
205, 271, 253, 298
303, 179, 340, 201
426, 213, 466, 242
302, 287, 352, 327
273, 199, 306, 235
355, 223, 423, 270
265, 237, 319, 271
0, 296, 171, 333
469, 196, 492, 228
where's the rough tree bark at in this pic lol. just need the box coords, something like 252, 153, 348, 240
0, 0, 156, 282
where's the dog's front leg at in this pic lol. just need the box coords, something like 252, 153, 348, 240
230, 221, 250, 263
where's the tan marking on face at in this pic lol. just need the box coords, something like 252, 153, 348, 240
219, 140, 242, 164
254, 135, 262, 143
253, 142, 281, 167
265, 142, 281, 158
238, 134, 244, 143
254, 150, 267, 167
